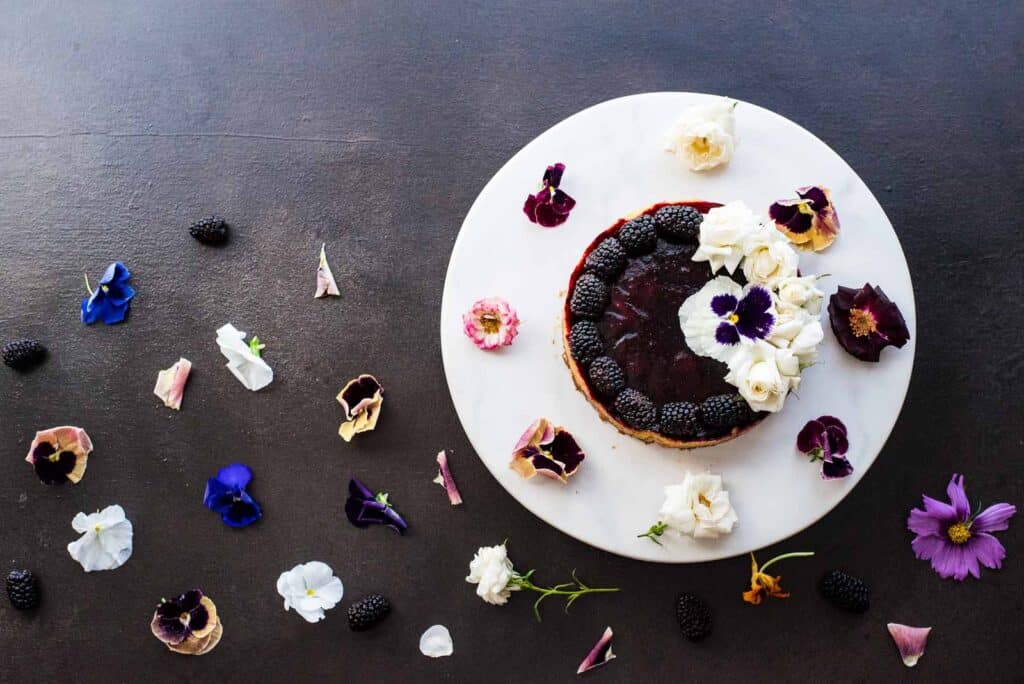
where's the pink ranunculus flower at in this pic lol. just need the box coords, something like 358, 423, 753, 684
462, 297, 519, 350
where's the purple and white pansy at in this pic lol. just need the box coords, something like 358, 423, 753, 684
679, 276, 776, 362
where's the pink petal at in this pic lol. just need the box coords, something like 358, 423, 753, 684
886, 623, 931, 667
433, 450, 463, 506
314, 243, 340, 298
972, 502, 1016, 533
577, 626, 615, 675
153, 358, 192, 410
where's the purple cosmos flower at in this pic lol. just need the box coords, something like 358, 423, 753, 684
711, 284, 775, 346
345, 477, 408, 534
523, 163, 576, 227
81, 261, 135, 325
203, 463, 262, 528
796, 416, 853, 479
907, 474, 1016, 581
828, 283, 910, 362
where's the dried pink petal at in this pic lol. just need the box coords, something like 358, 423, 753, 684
314, 243, 340, 298
577, 626, 615, 675
154, 357, 192, 410
433, 450, 463, 506
887, 623, 931, 667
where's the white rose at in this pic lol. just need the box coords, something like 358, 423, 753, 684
664, 100, 737, 171
466, 543, 520, 605
724, 340, 800, 413
692, 201, 761, 274
659, 472, 738, 539
775, 275, 824, 314
741, 229, 799, 288
768, 299, 824, 367
788, 317, 824, 367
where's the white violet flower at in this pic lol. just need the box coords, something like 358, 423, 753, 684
639, 472, 738, 543
775, 274, 824, 314
741, 227, 799, 288
678, 276, 777, 363
664, 99, 737, 171
216, 323, 273, 392
276, 561, 344, 623
691, 201, 762, 274
724, 339, 801, 413
419, 625, 454, 658
67, 504, 134, 572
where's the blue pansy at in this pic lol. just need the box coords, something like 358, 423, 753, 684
81, 261, 135, 325
203, 463, 262, 528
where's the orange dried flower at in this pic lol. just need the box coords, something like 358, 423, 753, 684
742, 551, 814, 605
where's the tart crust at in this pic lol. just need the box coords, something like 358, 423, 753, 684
561, 200, 765, 449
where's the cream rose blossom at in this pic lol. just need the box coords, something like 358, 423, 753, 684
775, 275, 824, 314
664, 100, 737, 171
466, 543, 519, 605
724, 340, 800, 413
691, 201, 761, 274
659, 472, 738, 539
741, 228, 799, 288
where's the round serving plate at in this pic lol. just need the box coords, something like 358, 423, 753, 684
440, 92, 915, 563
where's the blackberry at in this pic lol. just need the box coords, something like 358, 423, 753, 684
617, 215, 658, 255
569, 274, 609, 320
347, 594, 391, 631
587, 356, 625, 398
675, 592, 712, 641
659, 402, 699, 437
654, 205, 703, 243
699, 394, 751, 429
819, 570, 869, 613
614, 389, 656, 430
584, 237, 627, 280
568, 321, 604, 366
2, 340, 46, 371
5, 569, 40, 610
188, 216, 229, 245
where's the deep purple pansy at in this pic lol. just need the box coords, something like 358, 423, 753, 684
796, 416, 852, 479
523, 163, 576, 227
203, 463, 262, 528
907, 474, 1016, 581
769, 185, 840, 252
712, 284, 775, 345
345, 477, 408, 534
150, 589, 218, 646
828, 283, 910, 362
81, 261, 135, 325
510, 418, 585, 483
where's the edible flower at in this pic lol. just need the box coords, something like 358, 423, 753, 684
203, 463, 263, 528
314, 242, 341, 298
150, 590, 223, 656
679, 276, 775, 362
462, 297, 519, 350
345, 477, 408, 534
67, 504, 133, 572
691, 201, 762, 274
154, 357, 192, 410
466, 541, 618, 620
886, 623, 931, 668
740, 227, 799, 288
907, 474, 1016, 581
664, 99, 737, 171
769, 186, 841, 252
276, 561, 344, 623
433, 450, 463, 506
523, 163, 576, 227
724, 339, 800, 413
419, 625, 454, 658
81, 261, 135, 325
25, 425, 92, 484
216, 323, 273, 391
639, 471, 738, 543
828, 283, 910, 362
577, 626, 616, 675
510, 418, 585, 483
796, 416, 853, 479
742, 550, 814, 605
337, 374, 384, 441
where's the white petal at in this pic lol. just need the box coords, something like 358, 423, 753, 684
97, 519, 133, 557
419, 625, 454, 658
68, 533, 116, 571
299, 561, 335, 589
71, 511, 93, 534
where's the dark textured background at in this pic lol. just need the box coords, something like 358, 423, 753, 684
0, 2, 1021, 682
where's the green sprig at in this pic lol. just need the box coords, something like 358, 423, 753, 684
510, 569, 619, 622
248, 336, 266, 357
637, 521, 669, 545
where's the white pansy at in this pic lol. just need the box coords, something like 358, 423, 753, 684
466, 543, 519, 606
741, 227, 799, 288
276, 561, 344, 623
724, 340, 801, 413
692, 201, 761, 274
664, 100, 737, 171
678, 276, 744, 361
67, 504, 133, 572
419, 625, 454, 658
775, 274, 824, 314
659, 472, 738, 539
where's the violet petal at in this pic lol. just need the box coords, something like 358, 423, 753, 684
433, 450, 463, 506
577, 626, 616, 675
821, 455, 854, 480
886, 623, 931, 667
796, 420, 826, 453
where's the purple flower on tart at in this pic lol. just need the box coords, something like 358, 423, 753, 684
345, 477, 408, 534
523, 163, 576, 227
25, 426, 92, 485
679, 276, 775, 362
150, 589, 223, 655
510, 418, 585, 483
796, 416, 852, 479
769, 186, 840, 252
828, 283, 910, 362
907, 473, 1016, 581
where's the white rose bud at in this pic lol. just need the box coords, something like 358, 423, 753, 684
664, 100, 737, 171
724, 340, 800, 413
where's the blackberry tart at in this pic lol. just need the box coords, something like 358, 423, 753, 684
562, 201, 764, 448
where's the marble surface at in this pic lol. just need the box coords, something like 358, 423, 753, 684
441, 93, 916, 562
